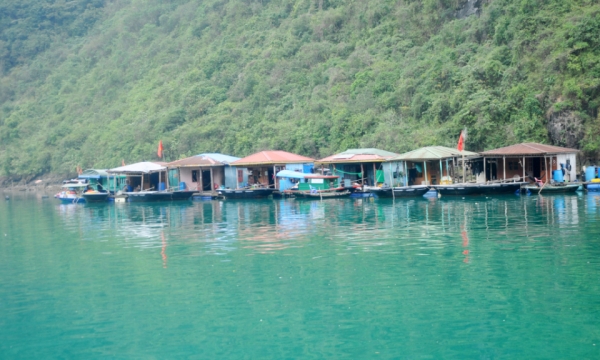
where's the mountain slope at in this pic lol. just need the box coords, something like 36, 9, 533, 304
1, 0, 599, 177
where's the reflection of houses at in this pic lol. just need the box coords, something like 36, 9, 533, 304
107, 162, 168, 191
167, 153, 245, 192
315, 148, 398, 187
391, 146, 478, 185
231, 151, 315, 189
480, 143, 579, 182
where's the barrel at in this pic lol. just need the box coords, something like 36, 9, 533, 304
586, 166, 598, 182
553, 170, 564, 183
158, 182, 166, 191
179, 181, 187, 190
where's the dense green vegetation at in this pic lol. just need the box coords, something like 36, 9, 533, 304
0, 0, 599, 178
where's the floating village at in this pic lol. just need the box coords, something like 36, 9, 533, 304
53, 141, 600, 204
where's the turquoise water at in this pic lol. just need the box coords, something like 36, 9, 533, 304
1, 193, 600, 358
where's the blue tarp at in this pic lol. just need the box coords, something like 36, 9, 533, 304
276, 170, 308, 179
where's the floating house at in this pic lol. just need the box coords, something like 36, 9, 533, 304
107, 162, 168, 191
315, 148, 398, 187
275, 169, 340, 192
231, 151, 315, 190
77, 169, 126, 193
391, 146, 479, 185
480, 143, 579, 183
167, 153, 245, 192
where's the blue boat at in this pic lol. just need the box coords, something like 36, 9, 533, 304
55, 182, 88, 204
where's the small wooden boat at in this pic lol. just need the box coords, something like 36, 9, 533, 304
524, 183, 580, 194
434, 182, 527, 196
125, 190, 195, 202
55, 182, 87, 204
82, 192, 109, 203
217, 188, 275, 199
366, 185, 429, 198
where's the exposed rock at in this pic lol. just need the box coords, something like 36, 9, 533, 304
546, 109, 584, 149
456, 0, 482, 19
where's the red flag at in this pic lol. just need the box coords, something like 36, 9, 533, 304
457, 130, 465, 152
157, 140, 164, 158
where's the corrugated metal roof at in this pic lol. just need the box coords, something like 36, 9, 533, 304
197, 153, 240, 164
392, 146, 479, 161
317, 148, 398, 163
480, 142, 579, 156
232, 151, 315, 166
107, 162, 166, 174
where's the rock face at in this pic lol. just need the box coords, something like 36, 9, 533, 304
456, 0, 482, 19
546, 110, 584, 149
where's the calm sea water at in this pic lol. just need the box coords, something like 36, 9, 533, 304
1, 193, 600, 358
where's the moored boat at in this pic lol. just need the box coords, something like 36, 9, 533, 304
55, 182, 87, 204
82, 192, 109, 203
523, 183, 580, 194
366, 185, 430, 198
289, 190, 351, 199
434, 182, 527, 196
125, 190, 195, 202
217, 188, 276, 199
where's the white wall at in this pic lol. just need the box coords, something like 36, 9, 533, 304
556, 153, 577, 181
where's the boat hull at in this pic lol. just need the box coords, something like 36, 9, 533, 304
82, 193, 109, 203
293, 191, 351, 199
524, 184, 580, 194
217, 188, 275, 199
434, 182, 526, 196
126, 191, 195, 202
367, 186, 430, 198
56, 197, 85, 204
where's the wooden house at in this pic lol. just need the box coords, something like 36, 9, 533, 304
315, 148, 398, 187
231, 151, 315, 190
167, 153, 245, 192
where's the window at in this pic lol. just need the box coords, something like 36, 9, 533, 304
191, 170, 198, 183
237, 169, 243, 183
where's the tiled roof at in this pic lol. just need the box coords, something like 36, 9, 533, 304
392, 146, 479, 161
317, 148, 398, 163
232, 151, 315, 166
480, 143, 579, 156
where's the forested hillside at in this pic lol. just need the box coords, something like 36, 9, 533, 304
0, 0, 599, 178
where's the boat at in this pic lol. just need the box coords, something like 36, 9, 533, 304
290, 190, 351, 199
433, 182, 527, 196
55, 182, 87, 204
217, 187, 276, 199
523, 183, 580, 194
125, 190, 195, 202
365, 185, 430, 198
82, 191, 109, 203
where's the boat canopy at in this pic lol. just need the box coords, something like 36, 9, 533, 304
61, 183, 88, 188
78, 169, 109, 179
107, 162, 166, 174
276, 170, 338, 179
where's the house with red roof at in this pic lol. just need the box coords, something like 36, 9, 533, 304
231, 151, 315, 189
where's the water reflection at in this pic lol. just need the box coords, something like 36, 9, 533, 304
52, 194, 600, 265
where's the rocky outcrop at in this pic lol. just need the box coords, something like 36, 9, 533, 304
546, 110, 584, 149
456, 0, 482, 19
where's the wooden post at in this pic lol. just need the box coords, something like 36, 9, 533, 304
141, 173, 144, 191
210, 167, 215, 192
545, 156, 548, 183
424, 161, 428, 185
373, 163, 377, 185
159, 170, 162, 191
273, 165, 277, 189
462, 151, 466, 183
483, 157, 486, 183
360, 163, 365, 187
523, 156, 526, 181
199, 168, 203, 192
503, 156, 506, 181
389, 162, 394, 188
166, 169, 170, 190
439, 159, 442, 185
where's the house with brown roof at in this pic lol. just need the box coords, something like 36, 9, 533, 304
315, 148, 398, 187
167, 153, 245, 192
480, 143, 579, 182
231, 151, 315, 190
